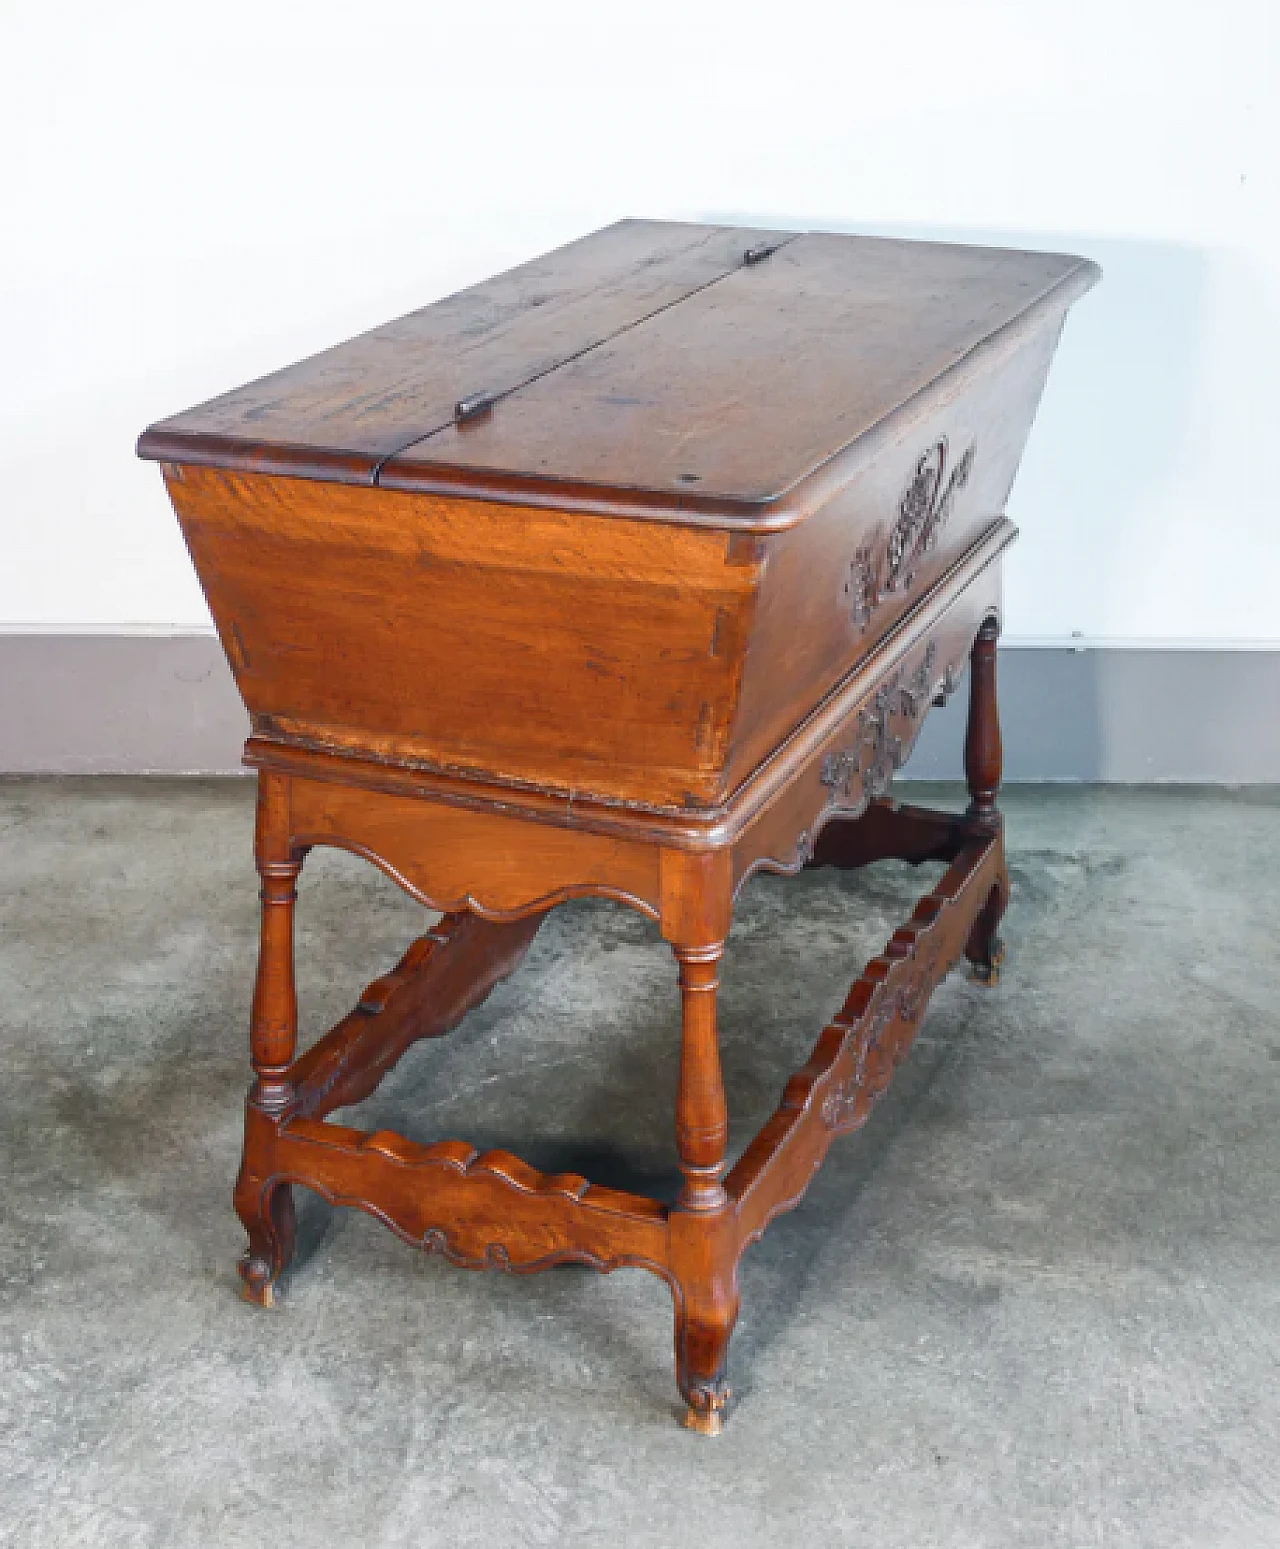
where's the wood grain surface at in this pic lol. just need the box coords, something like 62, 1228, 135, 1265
140, 220, 1097, 523
137, 220, 793, 484
384, 233, 1092, 504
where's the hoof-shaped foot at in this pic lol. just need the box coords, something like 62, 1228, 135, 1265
970, 938, 1005, 987
233, 1175, 295, 1307
681, 1379, 730, 1436
237, 1252, 281, 1308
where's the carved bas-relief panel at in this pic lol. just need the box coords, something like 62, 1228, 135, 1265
817, 638, 966, 808
843, 437, 977, 633
766, 636, 965, 878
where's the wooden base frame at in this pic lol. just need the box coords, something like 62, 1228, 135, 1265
234, 612, 1008, 1433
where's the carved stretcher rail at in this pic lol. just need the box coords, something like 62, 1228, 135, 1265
270, 1117, 672, 1278
288, 909, 545, 1120
254, 907, 673, 1278
806, 796, 972, 872
727, 823, 1007, 1253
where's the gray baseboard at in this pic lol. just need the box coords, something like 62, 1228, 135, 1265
901, 645, 1280, 782
0, 634, 249, 775
1, 634, 1277, 782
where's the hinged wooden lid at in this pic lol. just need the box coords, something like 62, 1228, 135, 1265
138, 219, 1097, 527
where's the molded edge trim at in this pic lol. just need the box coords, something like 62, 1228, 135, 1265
134, 430, 379, 485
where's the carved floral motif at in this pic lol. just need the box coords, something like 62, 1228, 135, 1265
888, 438, 975, 588
818, 640, 963, 810
844, 545, 879, 630
843, 437, 977, 632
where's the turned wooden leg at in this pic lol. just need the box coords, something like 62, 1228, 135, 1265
669, 940, 739, 1435
963, 615, 1009, 982
235, 772, 302, 1306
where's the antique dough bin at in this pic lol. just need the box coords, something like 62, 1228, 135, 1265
138, 220, 1097, 1433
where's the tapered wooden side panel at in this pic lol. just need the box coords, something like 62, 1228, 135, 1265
722, 316, 1062, 798
164, 466, 760, 808
286, 773, 663, 920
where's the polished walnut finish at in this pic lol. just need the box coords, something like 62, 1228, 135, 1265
139, 219, 1097, 1431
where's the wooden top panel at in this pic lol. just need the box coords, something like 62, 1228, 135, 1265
139, 220, 1097, 520
383, 234, 1093, 507
136, 220, 789, 483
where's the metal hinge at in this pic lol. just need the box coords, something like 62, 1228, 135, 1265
454, 390, 497, 424
742, 242, 781, 266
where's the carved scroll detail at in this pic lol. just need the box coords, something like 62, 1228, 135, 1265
844, 545, 879, 630
818, 639, 965, 812
843, 438, 977, 632
888, 438, 975, 590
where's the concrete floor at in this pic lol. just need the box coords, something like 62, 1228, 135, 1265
1, 779, 1278, 1548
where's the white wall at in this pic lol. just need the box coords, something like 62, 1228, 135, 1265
3, 0, 1277, 643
